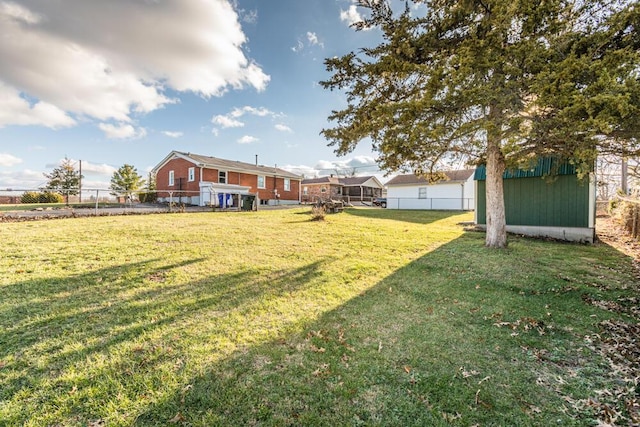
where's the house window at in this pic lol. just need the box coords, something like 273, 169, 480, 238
284, 178, 290, 192
257, 175, 265, 189
188, 167, 195, 182
303, 186, 308, 195
219, 171, 226, 184
168, 170, 174, 186
418, 187, 427, 199
321, 186, 326, 193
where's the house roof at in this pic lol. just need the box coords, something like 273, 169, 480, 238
153, 151, 302, 180
339, 176, 384, 188
301, 176, 341, 185
386, 169, 475, 186
301, 175, 384, 188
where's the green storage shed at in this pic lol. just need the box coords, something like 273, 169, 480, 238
474, 159, 596, 243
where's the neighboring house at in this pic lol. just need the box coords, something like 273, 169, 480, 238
474, 158, 596, 243
301, 176, 343, 202
0, 194, 20, 204
301, 175, 384, 203
339, 176, 385, 201
152, 151, 302, 207
385, 170, 475, 210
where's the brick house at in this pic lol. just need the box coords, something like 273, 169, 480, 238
301, 175, 384, 203
301, 176, 343, 202
152, 151, 302, 207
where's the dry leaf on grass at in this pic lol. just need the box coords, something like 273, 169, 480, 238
169, 412, 185, 423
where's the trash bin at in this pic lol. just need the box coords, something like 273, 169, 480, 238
241, 195, 255, 211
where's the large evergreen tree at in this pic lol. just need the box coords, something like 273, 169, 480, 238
43, 157, 81, 204
110, 164, 145, 199
321, 0, 639, 247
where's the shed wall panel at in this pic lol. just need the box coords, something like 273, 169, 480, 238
477, 175, 589, 227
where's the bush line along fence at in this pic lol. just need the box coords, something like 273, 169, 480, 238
614, 195, 640, 239
1, 188, 161, 204
0, 188, 221, 216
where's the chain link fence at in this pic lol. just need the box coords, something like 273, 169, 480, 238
0, 188, 236, 219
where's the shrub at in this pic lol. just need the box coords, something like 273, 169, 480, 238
612, 199, 640, 239
21, 192, 40, 204
20, 191, 64, 204
138, 191, 157, 203
39, 192, 64, 203
310, 206, 326, 221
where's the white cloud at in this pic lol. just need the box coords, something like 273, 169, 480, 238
78, 178, 111, 190
212, 114, 244, 128
281, 164, 318, 178
241, 9, 257, 24
0, 168, 44, 188
306, 32, 323, 48
348, 155, 378, 168
0, 1, 41, 25
340, 4, 370, 30
275, 124, 293, 133
0, 0, 270, 128
98, 123, 147, 139
212, 106, 279, 131
230, 106, 274, 118
0, 82, 76, 129
80, 161, 117, 176
0, 152, 22, 167
291, 39, 304, 53
161, 130, 183, 138
292, 32, 324, 53
313, 156, 379, 174
237, 135, 258, 144
282, 157, 381, 179
315, 160, 338, 170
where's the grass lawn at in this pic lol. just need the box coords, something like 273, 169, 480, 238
0, 208, 637, 426
0, 202, 126, 212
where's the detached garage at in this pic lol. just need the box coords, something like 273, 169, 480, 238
474, 159, 596, 243
385, 170, 475, 210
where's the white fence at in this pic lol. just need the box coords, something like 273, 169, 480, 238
385, 197, 474, 210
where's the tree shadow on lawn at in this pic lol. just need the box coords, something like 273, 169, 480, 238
0, 257, 330, 423
344, 207, 472, 226
135, 233, 636, 426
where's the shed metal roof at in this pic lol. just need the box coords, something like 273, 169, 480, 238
474, 158, 577, 180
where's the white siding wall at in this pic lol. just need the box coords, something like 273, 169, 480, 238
386, 177, 475, 210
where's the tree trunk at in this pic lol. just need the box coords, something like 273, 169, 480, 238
485, 136, 507, 248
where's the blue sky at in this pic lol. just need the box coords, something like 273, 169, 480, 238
0, 0, 391, 189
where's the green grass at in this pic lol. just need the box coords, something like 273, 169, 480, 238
0, 202, 121, 212
0, 202, 67, 212
0, 208, 637, 426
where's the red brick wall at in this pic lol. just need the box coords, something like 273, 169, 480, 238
156, 158, 201, 197
302, 183, 342, 202
255, 175, 299, 201
0, 196, 20, 204
156, 157, 299, 202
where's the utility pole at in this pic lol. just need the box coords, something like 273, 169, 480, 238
79, 160, 82, 203
621, 157, 628, 195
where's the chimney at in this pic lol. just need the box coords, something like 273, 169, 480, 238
255, 154, 258, 166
